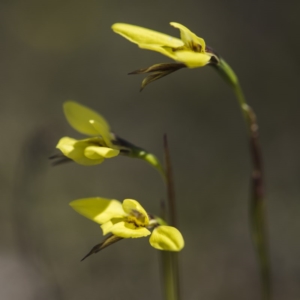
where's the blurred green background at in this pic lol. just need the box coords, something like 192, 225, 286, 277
1, 0, 300, 299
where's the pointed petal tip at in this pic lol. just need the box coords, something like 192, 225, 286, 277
128, 70, 139, 75
111, 23, 122, 31
80, 252, 92, 261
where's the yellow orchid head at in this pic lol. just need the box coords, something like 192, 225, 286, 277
112, 22, 216, 68
112, 22, 219, 90
56, 136, 119, 166
54, 101, 119, 166
70, 197, 184, 259
51, 101, 165, 174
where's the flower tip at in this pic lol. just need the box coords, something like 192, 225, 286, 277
169, 22, 185, 30
63, 100, 80, 114
150, 226, 184, 251
111, 23, 118, 31
64, 100, 77, 106
111, 23, 127, 33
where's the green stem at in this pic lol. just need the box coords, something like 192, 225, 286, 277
214, 59, 271, 300
162, 135, 180, 300
115, 135, 166, 180
163, 135, 178, 227
139, 152, 167, 182
161, 252, 179, 300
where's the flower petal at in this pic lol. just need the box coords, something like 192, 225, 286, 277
172, 50, 211, 68
70, 198, 126, 224
56, 137, 105, 165
110, 221, 151, 238
112, 23, 184, 48
138, 43, 180, 61
101, 218, 124, 235
149, 226, 184, 251
84, 146, 119, 159
89, 120, 113, 148
170, 22, 206, 52
63, 101, 111, 137
122, 199, 149, 226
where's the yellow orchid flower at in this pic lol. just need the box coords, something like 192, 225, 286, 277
52, 101, 165, 175
112, 22, 215, 68
56, 136, 119, 166
70, 197, 184, 259
55, 101, 119, 166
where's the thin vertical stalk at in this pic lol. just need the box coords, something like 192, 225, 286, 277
214, 59, 271, 300
163, 135, 178, 227
160, 135, 180, 300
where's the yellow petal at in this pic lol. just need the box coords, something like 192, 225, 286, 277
56, 136, 76, 153
138, 43, 179, 61
122, 199, 149, 226
172, 50, 211, 68
89, 120, 113, 148
149, 226, 184, 251
56, 137, 105, 165
63, 101, 111, 136
84, 146, 119, 159
112, 23, 184, 48
170, 22, 206, 52
138, 43, 210, 68
70, 198, 126, 224
110, 221, 151, 238
101, 218, 124, 235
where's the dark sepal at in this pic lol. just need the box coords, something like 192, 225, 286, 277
49, 153, 72, 166
81, 234, 123, 261
129, 63, 186, 91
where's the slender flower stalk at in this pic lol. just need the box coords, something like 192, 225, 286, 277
161, 135, 180, 300
113, 135, 166, 180
214, 59, 270, 300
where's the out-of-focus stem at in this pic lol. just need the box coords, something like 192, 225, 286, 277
161, 251, 179, 300
214, 59, 271, 300
163, 135, 178, 227
161, 135, 180, 300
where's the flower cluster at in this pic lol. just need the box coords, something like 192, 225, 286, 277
53, 23, 199, 260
